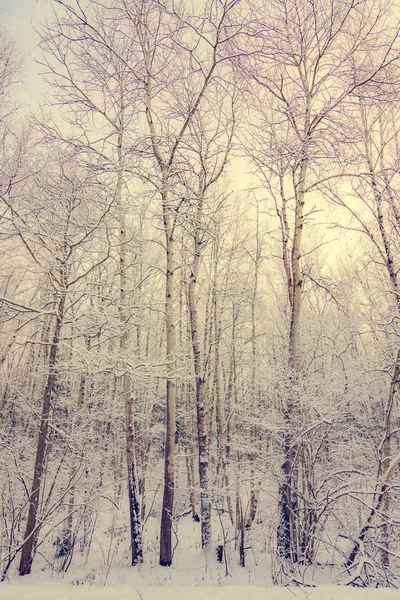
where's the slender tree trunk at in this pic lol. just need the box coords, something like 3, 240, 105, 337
248, 201, 261, 528
236, 478, 245, 567
123, 373, 143, 565
19, 291, 66, 576
347, 455, 400, 567
381, 354, 400, 566
116, 99, 143, 564
63, 372, 86, 564
361, 104, 400, 566
183, 380, 198, 521
159, 181, 177, 566
188, 192, 211, 549
214, 274, 234, 525
277, 147, 309, 562
108, 86, 144, 563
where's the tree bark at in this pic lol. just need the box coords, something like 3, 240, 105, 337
360, 103, 400, 566
159, 180, 177, 566
277, 148, 309, 562
188, 192, 211, 550
347, 455, 400, 567
116, 96, 143, 564
19, 291, 66, 576
248, 201, 261, 528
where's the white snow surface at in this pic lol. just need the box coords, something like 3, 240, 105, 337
2, 584, 400, 600
3, 515, 398, 599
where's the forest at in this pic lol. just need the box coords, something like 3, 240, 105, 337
1, 0, 400, 594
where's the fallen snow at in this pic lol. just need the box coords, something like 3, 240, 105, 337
2, 515, 398, 599
2, 584, 400, 600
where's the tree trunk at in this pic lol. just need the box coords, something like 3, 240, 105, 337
19, 291, 66, 576
188, 193, 211, 550
347, 454, 400, 567
159, 182, 177, 566
62, 372, 87, 568
248, 201, 261, 528
214, 273, 234, 525
277, 150, 309, 563
361, 104, 400, 566
124, 373, 143, 565
114, 86, 143, 565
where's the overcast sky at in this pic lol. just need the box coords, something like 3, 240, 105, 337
0, 0, 252, 188
0, 0, 51, 108
0, 0, 50, 47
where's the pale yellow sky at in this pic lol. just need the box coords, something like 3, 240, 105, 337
0, 0, 255, 192
0, 0, 51, 109
0, 0, 379, 286
0, 0, 50, 43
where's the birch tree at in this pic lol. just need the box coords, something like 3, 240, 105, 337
39, 4, 145, 563
323, 97, 400, 571
44, 0, 241, 566
184, 92, 237, 549
120, 0, 239, 565
1, 148, 113, 576
239, 0, 400, 567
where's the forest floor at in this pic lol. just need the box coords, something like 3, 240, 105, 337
2, 512, 399, 599
2, 583, 400, 600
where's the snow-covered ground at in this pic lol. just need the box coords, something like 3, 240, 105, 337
2, 584, 400, 600
2, 511, 398, 599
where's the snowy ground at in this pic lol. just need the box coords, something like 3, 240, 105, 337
2, 584, 400, 600
2, 509, 399, 599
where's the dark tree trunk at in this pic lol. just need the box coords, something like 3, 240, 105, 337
19, 293, 66, 576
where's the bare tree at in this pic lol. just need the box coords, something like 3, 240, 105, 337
323, 97, 400, 571
238, 0, 400, 568
1, 149, 113, 576
183, 92, 237, 549
38, 4, 145, 564
123, 0, 239, 565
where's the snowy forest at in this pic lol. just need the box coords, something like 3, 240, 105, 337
2, 0, 400, 595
